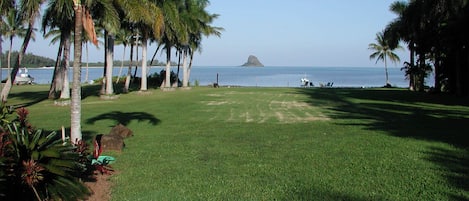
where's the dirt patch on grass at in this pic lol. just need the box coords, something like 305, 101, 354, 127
270, 100, 311, 108
205, 101, 230, 106
83, 173, 112, 201
202, 92, 331, 123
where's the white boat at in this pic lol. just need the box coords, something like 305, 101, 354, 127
15, 68, 34, 85
301, 74, 313, 87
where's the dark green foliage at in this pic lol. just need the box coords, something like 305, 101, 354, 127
0, 51, 55, 68
386, 0, 469, 95
148, 70, 180, 87
0, 105, 89, 201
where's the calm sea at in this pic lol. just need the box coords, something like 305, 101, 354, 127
2, 66, 431, 88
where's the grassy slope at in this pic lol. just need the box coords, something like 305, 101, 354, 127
8, 85, 469, 201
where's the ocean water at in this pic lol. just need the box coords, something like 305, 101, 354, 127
2, 66, 428, 88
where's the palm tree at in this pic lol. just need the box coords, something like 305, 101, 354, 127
0, 0, 14, 80
123, 29, 138, 93
182, 0, 222, 88
156, 0, 184, 89
3, 9, 27, 76
368, 30, 402, 87
1, 0, 45, 102
42, 0, 74, 100
123, 0, 163, 92
114, 28, 131, 84
71, 0, 84, 143
85, 0, 120, 96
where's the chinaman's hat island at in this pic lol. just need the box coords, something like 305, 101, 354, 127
241, 55, 264, 67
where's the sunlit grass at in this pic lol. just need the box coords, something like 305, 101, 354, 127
8, 85, 469, 200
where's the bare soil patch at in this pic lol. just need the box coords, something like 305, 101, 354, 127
83, 173, 112, 201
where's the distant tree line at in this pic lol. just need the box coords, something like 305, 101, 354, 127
0, 51, 177, 68
0, 51, 55, 67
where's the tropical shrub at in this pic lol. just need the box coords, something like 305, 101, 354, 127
0, 106, 89, 201
149, 70, 181, 87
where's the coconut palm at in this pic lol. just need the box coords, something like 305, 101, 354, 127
369, 30, 402, 87
0, 0, 14, 79
86, 0, 120, 96
124, 0, 163, 91
123, 29, 139, 93
154, 0, 184, 89
42, 0, 75, 100
1, 0, 45, 102
181, 0, 222, 88
3, 9, 27, 76
70, 0, 84, 143
114, 28, 132, 84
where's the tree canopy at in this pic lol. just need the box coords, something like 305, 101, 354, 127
385, 0, 469, 95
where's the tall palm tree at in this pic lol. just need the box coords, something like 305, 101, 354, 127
3, 9, 27, 76
1, 0, 45, 102
0, 0, 14, 80
81, 0, 120, 96
71, 0, 84, 143
181, 0, 222, 88
369, 30, 402, 87
43, 29, 67, 99
122, 0, 163, 91
42, 0, 74, 100
123, 29, 138, 93
155, 0, 184, 89
114, 28, 131, 84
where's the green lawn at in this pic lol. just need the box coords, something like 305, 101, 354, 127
8, 85, 469, 200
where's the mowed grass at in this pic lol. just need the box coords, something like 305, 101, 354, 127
7, 85, 469, 200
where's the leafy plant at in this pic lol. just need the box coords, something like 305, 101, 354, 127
0, 106, 89, 201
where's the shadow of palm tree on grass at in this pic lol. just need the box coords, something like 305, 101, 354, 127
282, 182, 384, 201
296, 88, 469, 200
86, 111, 160, 126
7, 90, 48, 109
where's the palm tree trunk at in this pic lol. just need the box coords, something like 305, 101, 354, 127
164, 46, 172, 88
384, 56, 389, 86
133, 33, 139, 78
49, 38, 64, 99
433, 55, 441, 93
150, 45, 161, 66
60, 34, 71, 99
8, 36, 13, 75
182, 49, 189, 88
140, 39, 148, 91
71, 4, 84, 143
116, 45, 126, 84
187, 51, 195, 85
418, 53, 426, 92
0, 35, 3, 82
173, 50, 181, 88
409, 43, 415, 91
85, 42, 89, 83
101, 30, 107, 95
124, 44, 134, 93
105, 33, 114, 95
1, 16, 36, 102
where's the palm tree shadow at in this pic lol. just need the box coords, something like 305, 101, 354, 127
295, 88, 469, 200
7, 91, 48, 109
282, 181, 385, 201
85, 111, 160, 126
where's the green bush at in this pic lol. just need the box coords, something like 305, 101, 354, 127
0, 106, 89, 201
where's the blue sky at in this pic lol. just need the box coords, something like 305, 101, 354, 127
19, 0, 408, 67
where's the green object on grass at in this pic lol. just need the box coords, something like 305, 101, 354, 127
91, 156, 115, 165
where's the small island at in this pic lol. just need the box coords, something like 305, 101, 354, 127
241, 55, 264, 67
